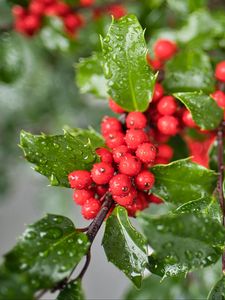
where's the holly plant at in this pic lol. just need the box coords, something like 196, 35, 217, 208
2, 8, 225, 300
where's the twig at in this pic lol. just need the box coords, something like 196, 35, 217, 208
77, 250, 92, 280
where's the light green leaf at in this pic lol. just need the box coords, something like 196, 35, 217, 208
139, 212, 225, 277
102, 206, 148, 288
20, 129, 100, 187
3, 214, 90, 291
102, 14, 156, 112
163, 49, 215, 93
57, 280, 85, 300
151, 158, 217, 205
174, 92, 223, 130
208, 276, 225, 300
76, 52, 108, 99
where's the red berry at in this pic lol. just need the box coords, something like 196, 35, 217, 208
152, 83, 164, 102
105, 131, 125, 149
29, 1, 45, 16
12, 5, 26, 18
80, 0, 95, 6
126, 192, 148, 216
64, 13, 83, 31
126, 112, 147, 129
211, 90, 225, 108
68, 170, 92, 189
113, 187, 137, 206
125, 129, 148, 150
182, 110, 196, 128
96, 148, 113, 164
157, 115, 179, 135
154, 130, 170, 143
91, 162, 114, 184
147, 54, 163, 70
147, 194, 163, 204
109, 98, 124, 114
135, 170, 155, 191
157, 144, 173, 160
101, 116, 122, 136
136, 143, 157, 164
73, 189, 94, 206
215, 61, 225, 82
119, 154, 142, 176
81, 198, 101, 220
23, 14, 41, 35
154, 157, 169, 165
54, 2, 70, 16
95, 185, 108, 197
112, 145, 129, 163
109, 174, 131, 196
157, 96, 177, 115
106, 4, 126, 19
154, 39, 177, 61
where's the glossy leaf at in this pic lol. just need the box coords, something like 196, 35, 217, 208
76, 52, 108, 99
168, 135, 189, 161
20, 129, 100, 187
151, 158, 217, 205
102, 206, 148, 288
208, 276, 225, 300
174, 92, 223, 130
209, 139, 224, 172
163, 49, 215, 93
57, 280, 85, 300
102, 14, 156, 112
3, 214, 90, 291
138, 212, 225, 277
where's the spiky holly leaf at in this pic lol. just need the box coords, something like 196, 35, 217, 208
102, 206, 148, 288
102, 14, 156, 112
208, 276, 225, 300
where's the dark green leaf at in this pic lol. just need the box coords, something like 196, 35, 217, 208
102, 206, 148, 288
174, 92, 223, 130
76, 52, 108, 99
168, 135, 189, 161
209, 139, 223, 172
57, 280, 85, 300
138, 212, 225, 277
102, 14, 156, 112
151, 158, 217, 205
3, 214, 90, 291
20, 129, 100, 187
208, 276, 225, 300
163, 49, 215, 93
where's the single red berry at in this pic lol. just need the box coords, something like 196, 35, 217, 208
80, 0, 95, 6
68, 170, 92, 189
106, 4, 126, 19
157, 144, 173, 160
135, 170, 155, 191
29, 1, 45, 16
157, 115, 179, 135
182, 110, 196, 128
73, 189, 94, 206
157, 96, 177, 115
81, 198, 101, 220
112, 145, 130, 163
91, 162, 114, 184
154, 157, 169, 165
125, 129, 148, 150
147, 194, 163, 204
126, 192, 148, 217
101, 116, 122, 136
215, 61, 225, 82
154, 130, 170, 143
126, 112, 147, 129
54, 2, 70, 16
152, 83, 164, 102
135, 142, 157, 164
96, 148, 113, 164
211, 90, 225, 109
154, 39, 177, 61
119, 153, 142, 176
12, 5, 26, 18
146, 54, 163, 70
109, 174, 131, 196
105, 131, 125, 149
64, 13, 83, 31
113, 187, 137, 206
95, 185, 108, 197
44, 4, 59, 16
23, 14, 41, 35
109, 98, 124, 114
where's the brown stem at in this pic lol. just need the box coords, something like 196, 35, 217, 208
217, 122, 225, 272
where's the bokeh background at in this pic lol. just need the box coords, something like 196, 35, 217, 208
1, 0, 225, 299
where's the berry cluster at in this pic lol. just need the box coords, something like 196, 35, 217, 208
12, 0, 126, 38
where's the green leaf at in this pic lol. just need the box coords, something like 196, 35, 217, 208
102, 14, 156, 112
174, 92, 223, 130
151, 158, 217, 205
163, 49, 215, 93
3, 214, 90, 291
208, 276, 225, 300
0, 267, 35, 300
76, 52, 108, 99
102, 206, 148, 288
168, 135, 189, 161
138, 212, 225, 277
57, 280, 85, 300
209, 139, 223, 172
20, 129, 100, 187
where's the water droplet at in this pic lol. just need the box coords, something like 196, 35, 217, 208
26, 231, 37, 240
46, 227, 63, 239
